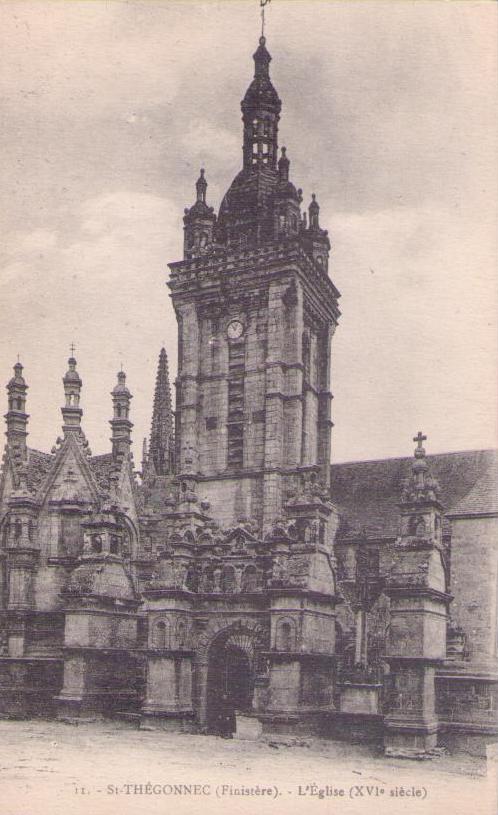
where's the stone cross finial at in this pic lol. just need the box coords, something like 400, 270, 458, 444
413, 431, 427, 450
70, 342, 76, 356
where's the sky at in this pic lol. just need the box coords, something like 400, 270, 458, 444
0, 0, 497, 465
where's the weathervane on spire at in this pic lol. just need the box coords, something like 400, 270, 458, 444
260, 0, 271, 38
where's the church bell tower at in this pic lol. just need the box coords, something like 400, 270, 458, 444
168, 37, 341, 531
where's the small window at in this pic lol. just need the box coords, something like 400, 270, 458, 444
92, 535, 102, 554
206, 416, 218, 431
277, 620, 294, 651
222, 566, 237, 593
154, 620, 168, 650
241, 565, 259, 593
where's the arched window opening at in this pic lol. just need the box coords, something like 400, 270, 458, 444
177, 621, 187, 649
276, 619, 295, 652
222, 566, 237, 594
154, 620, 168, 650
203, 567, 215, 593
14, 519, 22, 541
91, 534, 102, 554
241, 565, 259, 593
185, 567, 198, 592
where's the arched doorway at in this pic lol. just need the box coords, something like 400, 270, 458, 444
206, 630, 256, 735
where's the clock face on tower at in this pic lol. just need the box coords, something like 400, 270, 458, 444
227, 319, 244, 339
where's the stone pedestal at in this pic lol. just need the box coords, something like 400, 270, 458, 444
234, 713, 263, 740
384, 566, 451, 756
140, 652, 195, 731
56, 582, 141, 720
260, 651, 335, 736
0, 657, 63, 718
55, 648, 140, 720
384, 659, 440, 754
383, 443, 452, 757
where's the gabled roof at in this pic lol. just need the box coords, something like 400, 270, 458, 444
330, 448, 498, 540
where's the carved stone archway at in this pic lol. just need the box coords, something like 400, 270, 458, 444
194, 617, 269, 728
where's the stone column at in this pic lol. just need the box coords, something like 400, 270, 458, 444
260, 582, 337, 737
384, 540, 451, 756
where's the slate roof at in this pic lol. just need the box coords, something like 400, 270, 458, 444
330, 448, 498, 540
26, 448, 54, 492
447, 456, 498, 516
89, 453, 114, 493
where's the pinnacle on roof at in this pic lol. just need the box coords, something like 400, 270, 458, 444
400, 432, 442, 506
8, 361, 26, 388
253, 35, 271, 77
196, 168, 207, 203
112, 369, 131, 397
61, 352, 83, 434
149, 347, 174, 476
63, 355, 82, 385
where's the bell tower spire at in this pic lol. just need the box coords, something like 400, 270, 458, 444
148, 348, 174, 476
241, 36, 281, 172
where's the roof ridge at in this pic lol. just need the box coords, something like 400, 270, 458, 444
28, 447, 54, 457
331, 448, 498, 467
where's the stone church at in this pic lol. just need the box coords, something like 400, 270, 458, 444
0, 36, 497, 757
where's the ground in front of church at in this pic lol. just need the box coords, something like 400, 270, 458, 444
0, 719, 495, 815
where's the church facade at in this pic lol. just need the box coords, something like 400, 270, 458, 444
0, 37, 497, 757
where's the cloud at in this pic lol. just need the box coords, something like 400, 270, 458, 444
0, 189, 181, 455
182, 120, 239, 166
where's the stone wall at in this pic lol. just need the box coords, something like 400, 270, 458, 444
448, 516, 498, 665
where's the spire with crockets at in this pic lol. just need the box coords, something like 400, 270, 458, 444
145, 348, 174, 478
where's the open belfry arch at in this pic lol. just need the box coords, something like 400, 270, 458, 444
0, 29, 496, 757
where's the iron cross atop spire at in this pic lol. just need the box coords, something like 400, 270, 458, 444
260, 0, 271, 39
